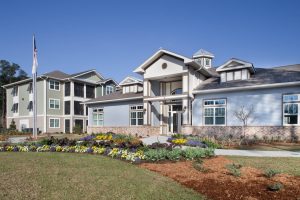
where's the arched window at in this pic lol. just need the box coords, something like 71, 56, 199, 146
171, 88, 182, 95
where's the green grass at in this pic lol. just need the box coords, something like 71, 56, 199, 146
227, 156, 300, 176
0, 153, 204, 200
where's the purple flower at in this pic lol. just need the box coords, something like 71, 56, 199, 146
186, 140, 208, 148
50, 146, 56, 152
86, 147, 93, 153
80, 135, 95, 141
13, 146, 19, 152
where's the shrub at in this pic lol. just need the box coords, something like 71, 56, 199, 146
264, 169, 280, 178
9, 120, 16, 130
267, 182, 283, 191
202, 138, 222, 149
192, 159, 209, 173
144, 149, 169, 161
226, 163, 242, 177
183, 148, 215, 160
166, 149, 182, 161
73, 125, 83, 134
171, 133, 186, 139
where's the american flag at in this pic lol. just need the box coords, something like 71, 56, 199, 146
32, 35, 38, 74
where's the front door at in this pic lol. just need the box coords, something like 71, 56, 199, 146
65, 119, 70, 133
168, 105, 182, 134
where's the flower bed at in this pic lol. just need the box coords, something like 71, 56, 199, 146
0, 132, 215, 163
167, 134, 220, 148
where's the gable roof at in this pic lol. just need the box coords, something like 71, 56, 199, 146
42, 70, 70, 79
194, 64, 300, 92
133, 48, 215, 77
193, 49, 214, 58
133, 49, 193, 74
67, 69, 104, 80
119, 76, 143, 86
97, 78, 119, 86
216, 58, 255, 73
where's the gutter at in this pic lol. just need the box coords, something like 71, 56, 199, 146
193, 81, 300, 94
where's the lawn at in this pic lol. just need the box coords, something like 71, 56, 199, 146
0, 153, 204, 200
227, 156, 300, 176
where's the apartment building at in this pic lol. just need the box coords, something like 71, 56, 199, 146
3, 69, 118, 133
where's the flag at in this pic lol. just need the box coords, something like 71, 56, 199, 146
32, 35, 38, 74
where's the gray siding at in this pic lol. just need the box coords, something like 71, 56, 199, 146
47, 80, 63, 115
88, 100, 143, 127
96, 86, 103, 97
192, 86, 300, 126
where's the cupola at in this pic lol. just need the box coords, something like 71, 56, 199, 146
193, 49, 214, 69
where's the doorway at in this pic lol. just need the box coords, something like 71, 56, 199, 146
167, 104, 182, 134
65, 119, 70, 133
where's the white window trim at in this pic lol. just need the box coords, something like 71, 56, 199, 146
92, 108, 104, 126
12, 86, 18, 97
283, 94, 300, 126
49, 118, 60, 128
49, 98, 60, 109
203, 99, 226, 126
106, 85, 114, 95
49, 80, 60, 91
130, 104, 144, 126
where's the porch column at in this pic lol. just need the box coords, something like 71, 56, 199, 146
143, 102, 151, 125
182, 98, 191, 125
160, 101, 163, 134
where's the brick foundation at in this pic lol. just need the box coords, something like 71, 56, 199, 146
87, 126, 160, 137
182, 126, 300, 140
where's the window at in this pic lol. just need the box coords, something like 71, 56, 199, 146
220, 73, 226, 82
74, 82, 84, 97
28, 101, 33, 112
86, 85, 95, 98
205, 58, 210, 66
12, 86, 18, 96
283, 94, 299, 125
171, 88, 182, 95
12, 103, 18, 113
242, 69, 248, 80
64, 101, 70, 115
49, 80, 60, 90
49, 118, 60, 128
65, 82, 70, 96
130, 105, 143, 126
74, 101, 84, 115
234, 70, 241, 80
93, 108, 104, 126
203, 99, 226, 125
226, 72, 233, 81
28, 83, 33, 93
106, 86, 114, 95
49, 99, 60, 109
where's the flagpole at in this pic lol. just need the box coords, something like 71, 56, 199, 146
32, 35, 38, 139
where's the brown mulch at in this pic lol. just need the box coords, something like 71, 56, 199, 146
140, 157, 300, 200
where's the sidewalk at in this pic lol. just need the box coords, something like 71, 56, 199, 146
215, 149, 300, 158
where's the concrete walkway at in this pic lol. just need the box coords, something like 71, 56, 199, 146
215, 149, 300, 158
7, 136, 27, 144
141, 136, 300, 158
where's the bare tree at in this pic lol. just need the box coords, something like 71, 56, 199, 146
233, 105, 254, 138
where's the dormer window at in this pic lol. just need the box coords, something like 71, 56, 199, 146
217, 58, 255, 83
205, 58, 210, 66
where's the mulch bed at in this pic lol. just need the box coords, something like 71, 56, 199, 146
140, 156, 300, 200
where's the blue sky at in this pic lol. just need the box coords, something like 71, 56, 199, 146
0, 0, 299, 82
